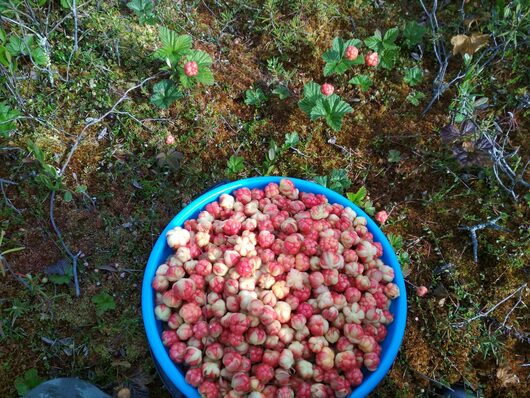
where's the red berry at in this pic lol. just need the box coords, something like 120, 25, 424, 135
320, 83, 335, 96
184, 61, 199, 76
345, 45, 359, 61
365, 51, 379, 67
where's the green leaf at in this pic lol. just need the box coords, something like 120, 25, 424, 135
127, 0, 153, 13
322, 49, 341, 63
364, 199, 376, 215
331, 37, 346, 56
298, 82, 322, 114
154, 28, 192, 66
194, 67, 214, 86
0, 102, 20, 136
344, 38, 362, 49
63, 191, 73, 202
380, 48, 399, 69
150, 80, 183, 108
313, 176, 328, 188
91, 293, 116, 316
75, 184, 87, 193
6, 36, 26, 56
60, 0, 73, 9
186, 49, 212, 67
323, 37, 364, 76
31, 46, 49, 66
15, 368, 43, 396
349, 74, 372, 92
328, 169, 352, 193
48, 272, 72, 285
403, 21, 427, 48
364, 36, 381, 51
310, 94, 353, 131
226, 155, 244, 176
383, 27, 400, 44
244, 88, 267, 107
272, 85, 290, 99
283, 132, 299, 148
127, 0, 156, 24
387, 233, 404, 250
0, 28, 6, 43
403, 66, 423, 86
406, 91, 426, 106
388, 149, 401, 163
347, 186, 367, 206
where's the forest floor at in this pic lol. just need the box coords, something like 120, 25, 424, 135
0, 0, 528, 397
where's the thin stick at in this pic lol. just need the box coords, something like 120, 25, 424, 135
0, 179, 21, 215
452, 283, 527, 328
458, 217, 509, 263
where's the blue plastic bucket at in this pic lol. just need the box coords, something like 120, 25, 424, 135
141, 177, 407, 398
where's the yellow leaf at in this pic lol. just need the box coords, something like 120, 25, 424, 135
451, 33, 489, 56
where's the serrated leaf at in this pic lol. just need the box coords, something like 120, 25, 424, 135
15, 369, 43, 396
284, 132, 299, 147
154, 28, 191, 65
150, 80, 183, 108
195, 67, 214, 85
226, 155, 244, 176
406, 91, 426, 106
244, 88, 267, 107
323, 61, 339, 77
344, 38, 362, 49
91, 293, 116, 316
272, 85, 290, 99
331, 37, 345, 55
329, 169, 351, 193
127, 0, 152, 13
403, 66, 423, 86
403, 21, 427, 47
322, 49, 340, 63
6, 36, 25, 56
349, 74, 372, 92
298, 82, 323, 115
347, 187, 367, 206
31, 46, 49, 66
310, 94, 353, 131
313, 176, 328, 188
0, 102, 20, 135
186, 50, 212, 67
364, 36, 381, 51
384, 27, 399, 43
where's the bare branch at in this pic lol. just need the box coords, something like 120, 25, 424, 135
452, 283, 527, 328
458, 216, 509, 263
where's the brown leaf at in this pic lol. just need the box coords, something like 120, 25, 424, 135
496, 367, 520, 387
451, 33, 489, 56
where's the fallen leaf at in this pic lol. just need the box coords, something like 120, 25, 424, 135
496, 367, 519, 387
44, 258, 70, 275
451, 33, 489, 56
